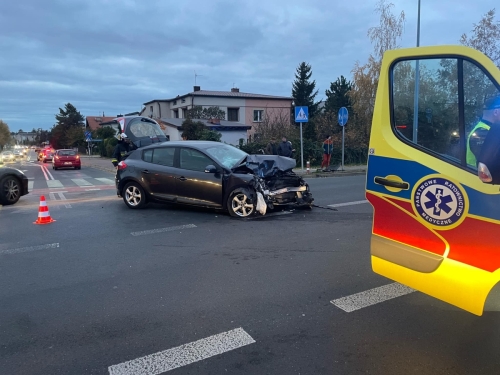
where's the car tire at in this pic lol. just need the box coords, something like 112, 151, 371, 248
227, 188, 256, 218
0, 175, 21, 205
76, 167, 81, 170
122, 182, 147, 209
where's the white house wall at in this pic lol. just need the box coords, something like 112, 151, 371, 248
219, 130, 247, 146
191, 97, 246, 121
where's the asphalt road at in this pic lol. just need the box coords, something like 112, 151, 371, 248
1, 151, 499, 375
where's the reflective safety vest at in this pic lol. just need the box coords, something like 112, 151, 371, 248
466, 121, 490, 166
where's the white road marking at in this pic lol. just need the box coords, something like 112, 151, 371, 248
108, 327, 255, 375
72, 178, 93, 187
328, 200, 369, 208
85, 188, 101, 191
49, 192, 57, 201
46, 168, 55, 180
57, 192, 71, 208
95, 177, 115, 185
0, 243, 60, 256
131, 224, 197, 237
28, 181, 34, 190
40, 165, 49, 181
47, 180, 64, 188
330, 282, 415, 312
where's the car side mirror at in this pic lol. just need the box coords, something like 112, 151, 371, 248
478, 123, 500, 184
204, 165, 217, 173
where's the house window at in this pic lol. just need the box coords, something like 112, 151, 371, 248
173, 110, 179, 118
173, 100, 177, 105
149, 105, 153, 114
253, 110, 264, 122
181, 99, 186, 103
228, 108, 239, 121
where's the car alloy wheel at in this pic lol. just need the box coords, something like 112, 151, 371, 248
123, 182, 146, 209
0, 176, 21, 205
229, 190, 255, 218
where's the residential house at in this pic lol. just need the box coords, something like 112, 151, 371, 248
140, 86, 293, 141
86, 116, 116, 131
13, 131, 37, 144
159, 118, 251, 144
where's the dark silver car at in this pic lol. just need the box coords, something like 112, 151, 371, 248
0, 167, 29, 205
115, 141, 313, 217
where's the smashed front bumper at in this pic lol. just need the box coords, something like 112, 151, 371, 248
255, 178, 314, 209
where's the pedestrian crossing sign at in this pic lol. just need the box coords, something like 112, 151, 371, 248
295, 106, 308, 123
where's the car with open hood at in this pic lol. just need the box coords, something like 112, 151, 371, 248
115, 141, 313, 217
99, 116, 168, 150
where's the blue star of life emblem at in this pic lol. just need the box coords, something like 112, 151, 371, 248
413, 177, 466, 228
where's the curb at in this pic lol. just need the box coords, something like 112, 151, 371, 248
300, 171, 366, 179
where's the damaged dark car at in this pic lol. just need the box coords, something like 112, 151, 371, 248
115, 141, 313, 217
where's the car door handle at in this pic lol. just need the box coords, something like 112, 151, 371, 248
374, 177, 409, 190
142, 170, 150, 174
177, 176, 187, 181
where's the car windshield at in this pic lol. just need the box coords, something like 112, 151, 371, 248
204, 144, 248, 169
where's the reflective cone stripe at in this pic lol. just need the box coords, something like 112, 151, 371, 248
34, 195, 55, 225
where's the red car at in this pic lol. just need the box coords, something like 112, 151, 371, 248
38, 147, 55, 162
52, 149, 81, 170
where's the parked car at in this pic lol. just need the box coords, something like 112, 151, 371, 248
115, 141, 313, 217
38, 148, 54, 163
0, 167, 29, 205
52, 149, 81, 170
1, 151, 15, 163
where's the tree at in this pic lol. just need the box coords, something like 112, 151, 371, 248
51, 103, 85, 148
0, 120, 11, 150
324, 76, 353, 115
460, 9, 500, 68
186, 106, 226, 120
93, 126, 116, 140
55, 103, 84, 128
199, 129, 222, 142
349, 0, 405, 145
181, 119, 206, 140
292, 62, 321, 119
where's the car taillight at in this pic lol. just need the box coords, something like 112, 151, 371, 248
76, 155, 80, 159
55, 155, 60, 160
117, 161, 127, 170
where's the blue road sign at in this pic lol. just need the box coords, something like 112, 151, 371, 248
295, 106, 309, 123
84, 130, 91, 137
338, 107, 348, 126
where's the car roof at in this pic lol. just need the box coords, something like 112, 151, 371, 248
141, 141, 230, 151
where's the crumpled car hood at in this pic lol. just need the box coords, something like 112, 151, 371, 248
238, 155, 296, 178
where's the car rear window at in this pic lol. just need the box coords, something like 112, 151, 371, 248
58, 150, 76, 156
142, 147, 175, 167
152, 148, 175, 167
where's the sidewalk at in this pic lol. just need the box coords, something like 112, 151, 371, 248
81, 155, 366, 177
80, 155, 116, 174
293, 165, 366, 178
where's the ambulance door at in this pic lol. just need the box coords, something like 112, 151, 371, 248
365, 46, 500, 316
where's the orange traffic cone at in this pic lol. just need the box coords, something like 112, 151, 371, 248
34, 195, 56, 225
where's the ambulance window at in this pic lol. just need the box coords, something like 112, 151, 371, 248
392, 58, 462, 163
462, 60, 500, 170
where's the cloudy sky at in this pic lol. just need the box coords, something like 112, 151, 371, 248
0, 0, 497, 132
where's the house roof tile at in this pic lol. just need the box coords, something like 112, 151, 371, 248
144, 90, 293, 105
86, 116, 116, 131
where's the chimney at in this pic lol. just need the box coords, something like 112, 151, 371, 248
231, 88, 239, 93
193, 86, 201, 91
